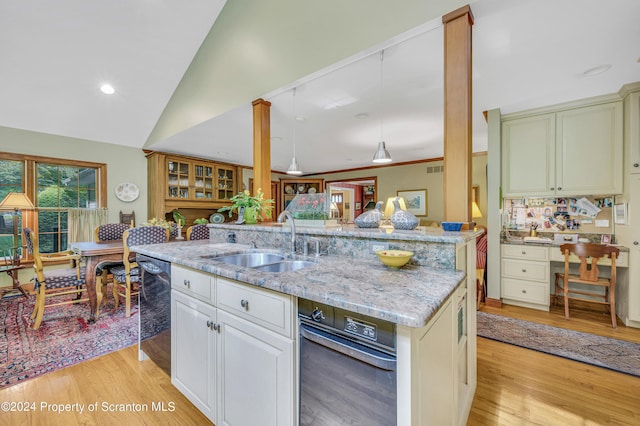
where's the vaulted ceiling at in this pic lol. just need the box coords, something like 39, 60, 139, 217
1, 0, 638, 174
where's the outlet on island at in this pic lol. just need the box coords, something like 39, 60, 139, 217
371, 242, 389, 253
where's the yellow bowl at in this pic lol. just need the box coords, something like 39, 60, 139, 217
375, 250, 414, 268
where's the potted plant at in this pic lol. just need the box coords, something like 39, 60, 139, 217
218, 188, 274, 224
193, 217, 209, 225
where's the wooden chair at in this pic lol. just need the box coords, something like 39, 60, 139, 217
119, 210, 135, 227
554, 243, 620, 327
93, 223, 132, 308
23, 227, 87, 330
186, 223, 209, 241
476, 229, 488, 310
110, 226, 169, 317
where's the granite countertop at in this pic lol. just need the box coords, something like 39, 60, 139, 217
132, 240, 466, 328
208, 222, 481, 244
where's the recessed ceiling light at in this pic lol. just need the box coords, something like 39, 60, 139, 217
100, 83, 115, 95
217, 151, 228, 156
355, 113, 369, 119
582, 64, 612, 77
295, 116, 305, 122
271, 136, 283, 142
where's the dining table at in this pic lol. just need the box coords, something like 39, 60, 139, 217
70, 240, 124, 323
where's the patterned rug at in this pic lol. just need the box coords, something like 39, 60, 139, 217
0, 292, 138, 389
477, 312, 640, 378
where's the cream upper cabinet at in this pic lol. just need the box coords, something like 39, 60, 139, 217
502, 113, 555, 197
626, 89, 640, 173
555, 102, 623, 195
502, 99, 623, 197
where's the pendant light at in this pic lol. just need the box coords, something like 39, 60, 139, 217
287, 87, 303, 175
372, 50, 392, 164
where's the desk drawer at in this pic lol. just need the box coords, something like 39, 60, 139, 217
502, 258, 549, 282
172, 264, 214, 304
217, 277, 292, 337
549, 247, 628, 267
502, 278, 549, 305
502, 244, 549, 261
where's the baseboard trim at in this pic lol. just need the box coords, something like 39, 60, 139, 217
485, 297, 502, 308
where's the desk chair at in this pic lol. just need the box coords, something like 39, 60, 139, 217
110, 226, 169, 317
93, 223, 132, 308
23, 228, 87, 330
119, 210, 135, 227
186, 224, 209, 241
476, 230, 488, 310
554, 243, 620, 328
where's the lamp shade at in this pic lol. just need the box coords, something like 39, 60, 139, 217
0, 193, 34, 210
472, 201, 482, 218
384, 196, 406, 218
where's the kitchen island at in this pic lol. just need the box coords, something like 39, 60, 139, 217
132, 223, 479, 426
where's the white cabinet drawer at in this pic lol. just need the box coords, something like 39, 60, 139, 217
502, 278, 549, 305
502, 244, 549, 261
549, 246, 628, 267
502, 258, 549, 282
172, 264, 214, 304
217, 277, 293, 337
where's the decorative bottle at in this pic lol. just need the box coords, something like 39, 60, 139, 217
354, 201, 384, 228
390, 199, 419, 230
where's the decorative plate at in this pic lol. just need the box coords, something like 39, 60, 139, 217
308, 187, 317, 194
297, 184, 306, 193
210, 213, 225, 224
285, 185, 294, 194
114, 182, 139, 202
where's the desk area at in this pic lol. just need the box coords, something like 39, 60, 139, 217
501, 242, 628, 311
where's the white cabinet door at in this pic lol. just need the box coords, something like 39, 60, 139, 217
626, 90, 640, 174
556, 102, 623, 195
217, 310, 294, 426
502, 113, 556, 197
171, 290, 217, 423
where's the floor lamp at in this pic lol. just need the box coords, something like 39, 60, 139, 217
0, 192, 35, 266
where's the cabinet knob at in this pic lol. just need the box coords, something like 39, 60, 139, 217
634, 163, 639, 168
522, 269, 527, 273
521, 251, 526, 255
634, 241, 639, 246
183, 279, 190, 288
240, 299, 249, 310
522, 290, 527, 294
550, 187, 554, 191
557, 187, 562, 191
206, 320, 216, 330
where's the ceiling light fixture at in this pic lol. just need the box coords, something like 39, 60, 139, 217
287, 87, 303, 175
372, 50, 392, 164
100, 83, 115, 95
582, 64, 612, 77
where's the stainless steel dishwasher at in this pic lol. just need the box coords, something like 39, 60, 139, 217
298, 299, 397, 425
137, 253, 171, 376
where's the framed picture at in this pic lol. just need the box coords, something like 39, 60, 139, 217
614, 203, 627, 225
355, 202, 361, 210
397, 189, 428, 216
601, 234, 611, 245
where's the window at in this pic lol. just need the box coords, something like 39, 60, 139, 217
0, 159, 24, 255
0, 153, 106, 257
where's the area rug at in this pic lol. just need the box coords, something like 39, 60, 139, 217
0, 293, 138, 389
477, 312, 640, 378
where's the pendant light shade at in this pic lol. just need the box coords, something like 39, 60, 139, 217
286, 87, 303, 175
373, 141, 392, 163
372, 50, 392, 164
287, 156, 302, 175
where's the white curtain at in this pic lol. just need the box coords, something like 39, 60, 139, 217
67, 208, 109, 243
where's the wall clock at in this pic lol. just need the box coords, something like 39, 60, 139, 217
115, 182, 140, 202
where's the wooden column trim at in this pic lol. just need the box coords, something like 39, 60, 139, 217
443, 4, 474, 228
252, 98, 272, 218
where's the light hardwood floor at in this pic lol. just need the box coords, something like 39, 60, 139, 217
469, 303, 640, 425
1, 304, 638, 425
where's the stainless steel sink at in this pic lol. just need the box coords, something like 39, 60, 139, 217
210, 253, 285, 267
252, 260, 316, 273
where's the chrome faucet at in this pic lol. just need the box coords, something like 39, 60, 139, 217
303, 237, 321, 258
277, 211, 296, 253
